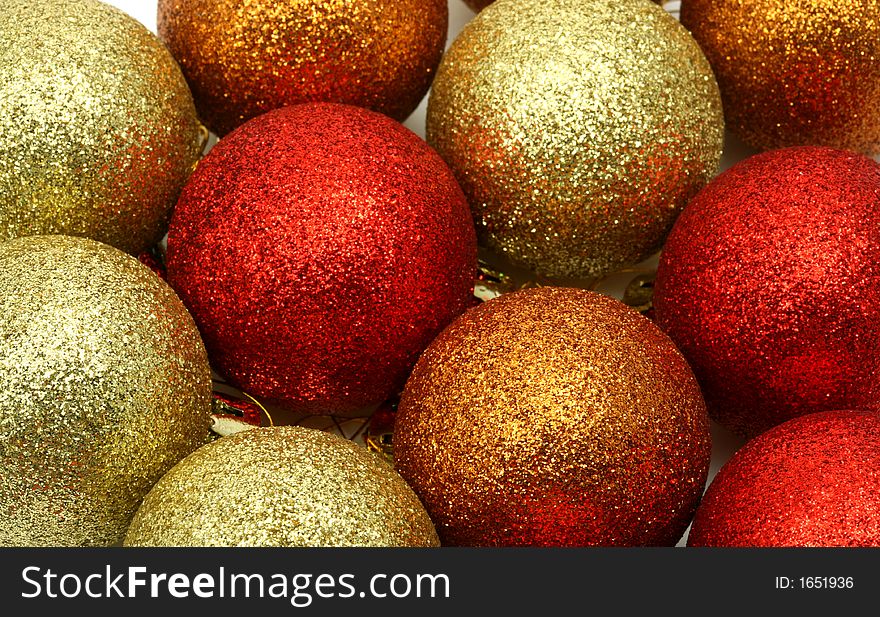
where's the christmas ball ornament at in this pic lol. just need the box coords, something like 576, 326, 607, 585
166, 103, 477, 415
158, 0, 448, 136
680, 0, 880, 153
463, 0, 667, 11
125, 426, 439, 547
393, 287, 712, 546
0, 235, 212, 546
0, 0, 204, 254
689, 410, 880, 547
427, 0, 723, 279
654, 146, 880, 439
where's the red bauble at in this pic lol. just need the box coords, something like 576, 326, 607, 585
654, 146, 880, 438
689, 410, 880, 547
166, 103, 477, 414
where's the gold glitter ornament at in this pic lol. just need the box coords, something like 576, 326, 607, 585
394, 287, 712, 546
462, 0, 667, 11
428, 0, 724, 279
158, 0, 448, 136
0, 235, 212, 546
680, 0, 880, 154
124, 427, 440, 547
0, 0, 205, 254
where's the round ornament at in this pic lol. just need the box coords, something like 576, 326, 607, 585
427, 0, 723, 279
0, 0, 204, 254
654, 147, 880, 439
689, 410, 880, 547
680, 0, 880, 153
166, 103, 477, 415
393, 287, 712, 546
0, 235, 212, 546
463, 0, 667, 11
125, 426, 439, 547
158, 0, 448, 136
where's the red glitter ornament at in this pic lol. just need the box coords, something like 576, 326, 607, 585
654, 146, 880, 439
689, 410, 880, 547
166, 103, 477, 415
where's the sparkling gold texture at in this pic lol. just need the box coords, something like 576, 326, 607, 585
158, 0, 448, 136
427, 0, 723, 279
463, 0, 667, 11
0, 0, 204, 255
124, 427, 440, 547
681, 0, 880, 153
393, 287, 712, 546
0, 236, 212, 546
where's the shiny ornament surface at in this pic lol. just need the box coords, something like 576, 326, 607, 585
463, 0, 667, 12
394, 287, 711, 546
654, 146, 880, 439
158, 0, 448, 136
0, 0, 204, 254
681, 0, 880, 153
0, 236, 212, 546
689, 410, 880, 547
125, 426, 439, 547
166, 103, 477, 415
427, 0, 723, 279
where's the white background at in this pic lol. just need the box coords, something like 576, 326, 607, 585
105, 0, 749, 545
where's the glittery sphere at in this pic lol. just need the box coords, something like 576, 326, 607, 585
166, 103, 477, 415
681, 0, 880, 153
689, 411, 880, 547
427, 0, 724, 279
654, 147, 880, 439
0, 236, 212, 546
0, 0, 204, 254
463, 0, 666, 11
125, 426, 439, 547
158, 0, 447, 136
394, 287, 711, 546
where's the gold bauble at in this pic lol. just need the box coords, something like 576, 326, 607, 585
428, 0, 724, 279
394, 287, 712, 546
680, 0, 880, 153
124, 427, 440, 547
462, 0, 668, 12
158, 0, 448, 136
0, 236, 212, 546
0, 0, 204, 254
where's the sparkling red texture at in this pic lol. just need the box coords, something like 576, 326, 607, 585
394, 287, 711, 546
654, 146, 880, 439
689, 410, 880, 547
157, 0, 448, 136
166, 103, 477, 415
